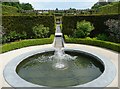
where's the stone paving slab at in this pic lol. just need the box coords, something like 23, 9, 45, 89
0, 44, 118, 88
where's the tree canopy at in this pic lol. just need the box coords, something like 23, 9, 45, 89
2, 2, 33, 10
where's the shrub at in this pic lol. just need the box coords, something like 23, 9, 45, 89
105, 19, 120, 43
73, 20, 94, 38
33, 24, 49, 38
2, 31, 27, 43
96, 34, 108, 41
64, 35, 120, 52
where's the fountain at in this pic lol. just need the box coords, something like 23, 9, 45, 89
15, 25, 104, 87
3, 23, 116, 88
52, 48, 68, 70
51, 48, 77, 70
51, 24, 78, 70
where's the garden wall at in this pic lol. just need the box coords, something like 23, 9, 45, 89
2, 16, 55, 38
62, 14, 119, 37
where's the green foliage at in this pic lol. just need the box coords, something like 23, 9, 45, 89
2, 16, 55, 43
97, 2, 120, 14
60, 24, 62, 30
2, 2, 34, 15
2, 2, 33, 10
2, 5, 20, 15
1, 35, 54, 53
67, 8, 76, 13
33, 24, 49, 38
62, 14, 118, 37
91, 1, 108, 10
20, 3, 33, 10
2, 2, 22, 10
105, 19, 120, 43
91, 2, 119, 14
92, 4, 102, 9
73, 20, 94, 38
2, 31, 27, 43
96, 34, 108, 41
64, 35, 120, 52
49, 34, 55, 40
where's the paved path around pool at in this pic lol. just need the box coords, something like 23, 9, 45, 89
0, 44, 119, 88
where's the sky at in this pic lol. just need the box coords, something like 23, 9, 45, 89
19, 0, 99, 10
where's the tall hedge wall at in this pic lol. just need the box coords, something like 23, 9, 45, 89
62, 14, 119, 37
2, 16, 55, 38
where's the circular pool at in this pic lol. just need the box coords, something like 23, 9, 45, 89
3, 48, 116, 87
16, 51, 104, 87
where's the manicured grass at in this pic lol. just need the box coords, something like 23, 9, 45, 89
1, 35, 54, 53
64, 35, 120, 53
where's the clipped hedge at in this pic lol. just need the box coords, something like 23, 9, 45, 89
64, 35, 120, 52
2, 16, 55, 38
1, 35, 54, 53
62, 14, 119, 37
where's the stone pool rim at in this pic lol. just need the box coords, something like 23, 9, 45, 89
3, 47, 116, 87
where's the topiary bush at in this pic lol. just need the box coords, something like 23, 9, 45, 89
73, 20, 94, 38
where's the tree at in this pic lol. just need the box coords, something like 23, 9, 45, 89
68, 8, 76, 13
2, 2, 22, 10
2, 2, 33, 10
91, 2, 108, 9
55, 8, 59, 13
56, 8, 58, 11
20, 3, 33, 10
73, 20, 94, 38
